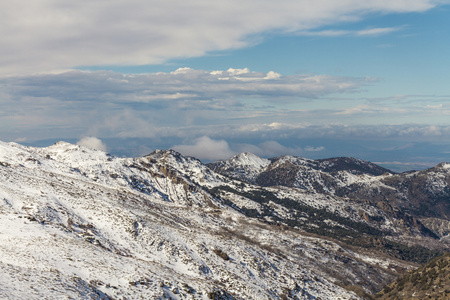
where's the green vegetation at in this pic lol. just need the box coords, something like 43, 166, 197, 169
208, 185, 443, 264
377, 252, 450, 299
207, 289, 235, 299
213, 249, 230, 261
0, 161, 10, 167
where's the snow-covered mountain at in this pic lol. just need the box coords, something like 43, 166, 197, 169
211, 152, 450, 238
207, 152, 271, 183
0, 141, 448, 299
209, 154, 392, 192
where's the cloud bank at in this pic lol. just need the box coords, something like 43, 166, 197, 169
1, 0, 448, 75
1, 68, 367, 103
172, 136, 308, 161
172, 136, 235, 161
169, 123, 450, 162
0, 67, 371, 140
1, 67, 449, 144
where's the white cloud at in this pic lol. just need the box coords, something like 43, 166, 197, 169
0, 0, 447, 76
172, 137, 321, 160
172, 137, 304, 160
356, 27, 401, 36
13, 137, 27, 143
0, 67, 371, 140
76, 136, 107, 152
334, 104, 411, 116
232, 123, 450, 141
426, 104, 443, 109
264, 141, 303, 156
2, 67, 450, 144
335, 105, 370, 115
233, 140, 303, 158
1, 68, 367, 105
226, 68, 250, 76
172, 136, 235, 161
298, 27, 401, 37
305, 146, 325, 152
265, 71, 282, 80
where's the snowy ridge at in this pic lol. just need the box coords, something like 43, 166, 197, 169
231, 152, 271, 168
207, 152, 270, 183
211, 152, 450, 221
211, 153, 393, 195
1, 141, 448, 299
1, 141, 367, 299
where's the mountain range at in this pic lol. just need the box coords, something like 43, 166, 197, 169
0, 140, 449, 299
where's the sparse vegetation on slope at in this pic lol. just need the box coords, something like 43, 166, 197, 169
376, 252, 450, 299
207, 185, 444, 264
1, 141, 449, 299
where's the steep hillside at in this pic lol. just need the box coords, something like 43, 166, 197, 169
211, 154, 394, 197
0, 141, 448, 299
210, 153, 450, 242
376, 252, 450, 299
0, 141, 374, 298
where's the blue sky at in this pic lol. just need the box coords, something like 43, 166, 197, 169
1, 1, 450, 171
93, 5, 450, 96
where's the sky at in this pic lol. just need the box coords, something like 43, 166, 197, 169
1, 0, 450, 171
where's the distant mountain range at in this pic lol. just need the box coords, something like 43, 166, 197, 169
0, 140, 449, 299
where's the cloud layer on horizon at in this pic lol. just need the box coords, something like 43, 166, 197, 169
1, 67, 449, 145
1, 0, 448, 76
0, 68, 369, 139
1, 68, 368, 103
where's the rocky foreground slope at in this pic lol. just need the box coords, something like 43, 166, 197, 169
377, 252, 450, 299
0, 141, 449, 299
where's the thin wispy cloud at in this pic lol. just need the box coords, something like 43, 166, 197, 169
356, 27, 401, 36
298, 27, 402, 37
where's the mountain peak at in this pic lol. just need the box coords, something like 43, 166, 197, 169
229, 152, 270, 168
207, 152, 270, 183
1, 139, 450, 299
434, 162, 450, 171
145, 149, 203, 167
46, 140, 83, 151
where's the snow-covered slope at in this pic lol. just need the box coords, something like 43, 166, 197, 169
0, 141, 368, 299
0, 141, 445, 299
210, 154, 392, 194
208, 152, 270, 183
210, 152, 450, 224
